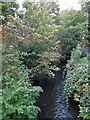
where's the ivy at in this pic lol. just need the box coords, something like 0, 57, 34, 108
64, 45, 89, 119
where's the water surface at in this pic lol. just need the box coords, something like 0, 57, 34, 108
35, 63, 79, 119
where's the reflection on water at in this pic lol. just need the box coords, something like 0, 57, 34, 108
34, 63, 79, 119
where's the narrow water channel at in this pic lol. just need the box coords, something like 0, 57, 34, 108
34, 62, 80, 119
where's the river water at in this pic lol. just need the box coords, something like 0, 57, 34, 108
35, 63, 80, 119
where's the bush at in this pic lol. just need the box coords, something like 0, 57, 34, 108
2, 80, 42, 120
2, 47, 43, 120
63, 45, 89, 119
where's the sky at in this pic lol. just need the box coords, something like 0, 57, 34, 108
59, 0, 81, 11
17, 0, 81, 11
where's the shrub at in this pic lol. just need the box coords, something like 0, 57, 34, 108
63, 45, 89, 119
2, 80, 43, 120
2, 47, 43, 120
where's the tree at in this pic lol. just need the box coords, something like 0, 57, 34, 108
16, 1, 62, 79
79, 0, 90, 44
60, 9, 86, 27
57, 8, 87, 56
2, 1, 61, 79
0, 1, 19, 24
44, 1, 60, 25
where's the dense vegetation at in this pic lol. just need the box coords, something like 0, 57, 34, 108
2, 48, 43, 119
63, 45, 89, 119
1, 0, 89, 119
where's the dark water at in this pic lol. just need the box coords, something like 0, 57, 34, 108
35, 63, 80, 119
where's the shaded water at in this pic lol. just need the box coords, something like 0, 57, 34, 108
35, 63, 79, 119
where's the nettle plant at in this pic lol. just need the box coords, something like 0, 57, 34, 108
2, 47, 43, 120
63, 45, 89, 119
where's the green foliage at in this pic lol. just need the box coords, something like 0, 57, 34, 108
64, 45, 89, 119
23, 2, 52, 27
79, 0, 89, 15
15, 1, 62, 79
23, 1, 60, 25
1, 1, 89, 120
45, 2, 60, 25
60, 9, 86, 27
79, 0, 90, 44
58, 9, 88, 56
0, 1, 19, 24
2, 80, 42, 119
2, 47, 43, 119
57, 22, 88, 56
1, 16, 26, 48
1, 4, 61, 119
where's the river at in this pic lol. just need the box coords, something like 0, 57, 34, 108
34, 62, 80, 119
